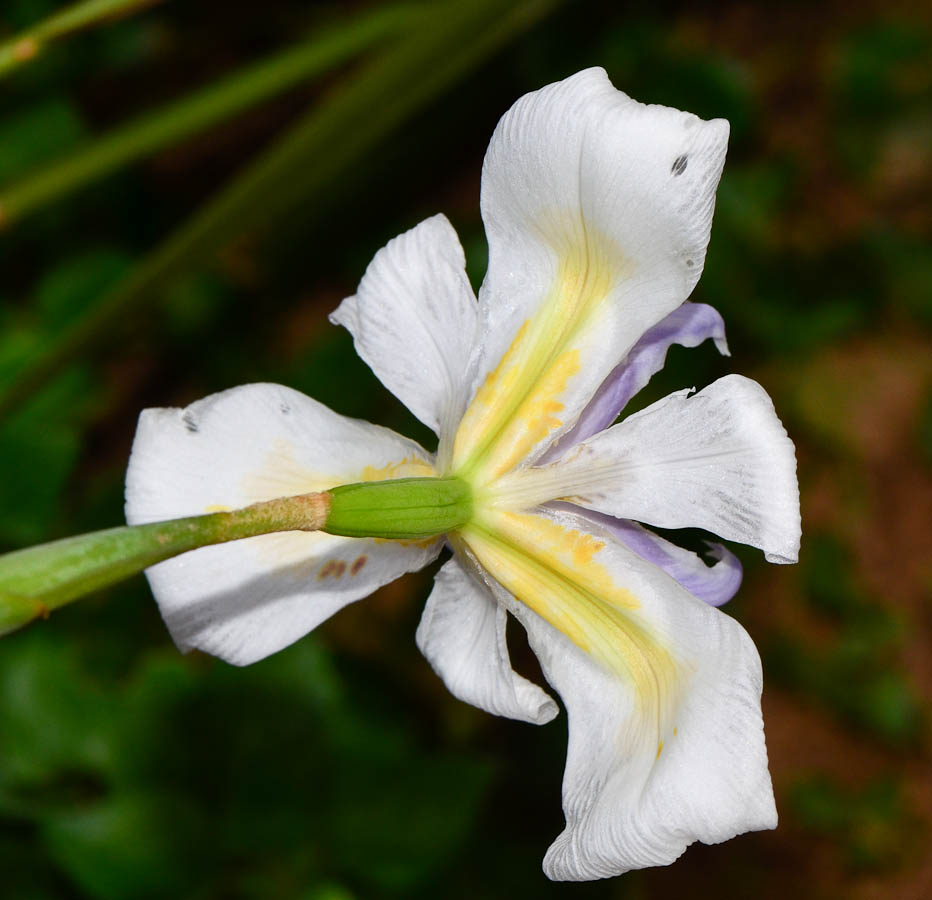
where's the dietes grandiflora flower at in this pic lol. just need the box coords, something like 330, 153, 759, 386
126, 68, 801, 881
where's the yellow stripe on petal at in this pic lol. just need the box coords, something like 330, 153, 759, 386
460, 510, 678, 741
452, 224, 629, 483
361, 456, 436, 482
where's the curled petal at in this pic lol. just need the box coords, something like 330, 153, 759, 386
453, 68, 729, 482
125, 383, 440, 664
567, 508, 742, 607
416, 553, 557, 724
462, 506, 775, 879
544, 302, 729, 459
330, 214, 478, 456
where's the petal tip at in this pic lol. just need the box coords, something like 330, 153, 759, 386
533, 696, 560, 725
327, 294, 354, 329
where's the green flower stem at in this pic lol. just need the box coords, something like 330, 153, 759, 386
0, 0, 563, 424
0, 474, 473, 634
0, 0, 166, 77
0, 3, 415, 226
326, 477, 471, 540
0, 491, 330, 634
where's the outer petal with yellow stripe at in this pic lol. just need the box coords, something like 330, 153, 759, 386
468, 506, 776, 880
126, 68, 800, 881
455, 68, 729, 485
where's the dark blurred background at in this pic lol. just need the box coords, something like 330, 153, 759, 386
0, 0, 930, 897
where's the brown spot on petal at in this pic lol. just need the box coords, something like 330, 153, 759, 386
317, 559, 346, 579
350, 555, 367, 576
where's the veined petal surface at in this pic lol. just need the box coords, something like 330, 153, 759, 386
125, 383, 441, 665
462, 506, 775, 879
497, 375, 800, 564
544, 301, 729, 459
330, 214, 477, 455
416, 553, 557, 724
452, 68, 729, 483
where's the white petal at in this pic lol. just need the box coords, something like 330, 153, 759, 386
416, 553, 557, 725
463, 506, 775, 879
125, 383, 441, 664
452, 69, 729, 482
330, 214, 477, 455
499, 375, 800, 564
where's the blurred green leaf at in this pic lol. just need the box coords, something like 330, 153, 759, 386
0, 0, 564, 424
0, 371, 90, 546
331, 756, 492, 891
35, 248, 131, 326
602, 22, 756, 142
43, 791, 204, 900
302, 885, 356, 900
832, 22, 932, 177
764, 629, 923, 746
919, 386, 932, 466
0, 250, 129, 546
804, 533, 863, 618
765, 536, 924, 745
0, 0, 167, 79
0, 98, 85, 182
789, 774, 912, 871
0, 4, 415, 226
0, 632, 117, 799
0, 629, 495, 897
866, 229, 932, 327
834, 23, 932, 117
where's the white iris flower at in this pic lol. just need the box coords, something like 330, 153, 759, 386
126, 68, 801, 880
